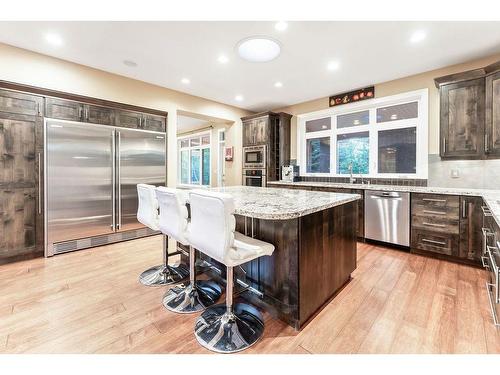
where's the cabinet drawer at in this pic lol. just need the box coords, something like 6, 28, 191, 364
412, 193, 460, 218
411, 229, 459, 256
411, 215, 459, 234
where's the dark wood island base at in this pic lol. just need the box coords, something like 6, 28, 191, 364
231, 200, 357, 330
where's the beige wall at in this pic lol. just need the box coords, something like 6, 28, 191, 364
275, 53, 500, 160
0, 43, 252, 187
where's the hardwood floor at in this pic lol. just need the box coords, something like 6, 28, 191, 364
0, 236, 498, 354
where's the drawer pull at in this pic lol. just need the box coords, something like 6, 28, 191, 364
422, 198, 447, 203
423, 210, 446, 216
421, 238, 447, 246
423, 222, 446, 228
486, 282, 500, 326
482, 206, 493, 217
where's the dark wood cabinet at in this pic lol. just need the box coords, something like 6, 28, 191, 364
0, 89, 44, 264
439, 78, 485, 159
459, 196, 483, 263
242, 117, 269, 146
45, 97, 84, 121
486, 70, 500, 157
115, 109, 143, 129
86, 104, 114, 125
143, 114, 167, 132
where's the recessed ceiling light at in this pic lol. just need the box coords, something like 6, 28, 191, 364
237, 37, 281, 63
327, 61, 340, 71
218, 55, 229, 64
274, 81, 283, 88
410, 30, 426, 44
181, 78, 190, 84
275, 21, 288, 31
123, 60, 138, 68
235, 95, 244, 102
45, 33, 63, 47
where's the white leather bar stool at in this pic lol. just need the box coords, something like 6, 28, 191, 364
188, 189, 275, 353
157, 187, 223, 314
136, 184, 189, 286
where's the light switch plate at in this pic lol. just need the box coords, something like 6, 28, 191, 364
451, 168, 460, 178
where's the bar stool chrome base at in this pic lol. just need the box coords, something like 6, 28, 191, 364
139, 263, 189, 286
194, 303, 264, 353
162, 280, 222, 313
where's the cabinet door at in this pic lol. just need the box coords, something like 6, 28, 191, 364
440, 78, 485, 159
45, 97, 84, 122
459, 196, 483, 263
254, 117, 269, 144
86, 104, 115, 126
0, 91, 44, 264
143, 114, 166, 132
242, 119, 255, 146
115, 110, 143, 129
486, 71, 500, 157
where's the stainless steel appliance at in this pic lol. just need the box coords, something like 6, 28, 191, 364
243, 169, 266, 187
281, 165, 299, 183
364, 190, 410, 247
243, 145, 266, 169
45, 119, 166, 256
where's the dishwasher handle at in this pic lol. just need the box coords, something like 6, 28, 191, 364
367, 191, 403, 199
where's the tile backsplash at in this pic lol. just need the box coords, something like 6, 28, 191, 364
300, 176, 427, 186
427, 154, 500, 189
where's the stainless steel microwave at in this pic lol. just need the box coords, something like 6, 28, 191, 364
243, 145, 266, 169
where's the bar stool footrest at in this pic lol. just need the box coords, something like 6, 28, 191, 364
162, 280, 222, 314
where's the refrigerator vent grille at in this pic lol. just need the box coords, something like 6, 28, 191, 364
52, 228, 159, 255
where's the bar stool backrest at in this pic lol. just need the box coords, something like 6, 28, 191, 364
188, 190, 236, 265
137, 183, 160, 231
155, 187, 190, 246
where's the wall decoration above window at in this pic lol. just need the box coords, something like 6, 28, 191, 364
329, 86, 375, 107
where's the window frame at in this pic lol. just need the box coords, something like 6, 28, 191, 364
177, 130, 212, 187
297, 88, 428, 179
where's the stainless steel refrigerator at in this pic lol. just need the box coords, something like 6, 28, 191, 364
44, 119, 166, 256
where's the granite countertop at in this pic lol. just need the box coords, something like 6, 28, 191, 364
268, 180, 500, 226
206, 186, 361, 220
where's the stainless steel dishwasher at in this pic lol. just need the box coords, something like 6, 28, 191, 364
364, 190, 410, 247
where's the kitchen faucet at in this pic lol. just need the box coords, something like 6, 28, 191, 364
348, 163, 356, 184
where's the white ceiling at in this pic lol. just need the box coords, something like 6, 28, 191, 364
0, 21, 499, 112
177, 114, 210, 134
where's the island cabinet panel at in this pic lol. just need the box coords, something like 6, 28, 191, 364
485, 71, 500, 157
439, 78, 485, 159
298, 201, 357, 327
0, 90, 44, 264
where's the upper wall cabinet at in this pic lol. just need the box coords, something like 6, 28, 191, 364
435, 60, 500, 160
486, 69, 500, 157
439, 78, 485, 159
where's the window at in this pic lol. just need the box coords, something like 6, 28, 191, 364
299, 89, 428, 179
178, 131, 211, 186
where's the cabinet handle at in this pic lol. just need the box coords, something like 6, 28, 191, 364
79, 107, 83, 121
485, 134, 489, 153
422, 238, 447, 246
423, 210, 446, 215
422, 198, 447, 203
423, 222, 446, 228
36, 102, 41, 116
38, 152, 42, 214
442, 137, 446, 154
85, 107, 89, 121
462, 200, 467, 218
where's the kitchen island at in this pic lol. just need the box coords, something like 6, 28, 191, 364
205, 186, 361, 330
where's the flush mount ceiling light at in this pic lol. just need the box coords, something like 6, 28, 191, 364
181, 78, 190, 84
44, 33, 63, 47
410, 30, 427, 44
275, 21, 288, 31
237, 37, 281, 63
123, 60, 138, 68
274, 81, 283, 88
235, 95, 244, 102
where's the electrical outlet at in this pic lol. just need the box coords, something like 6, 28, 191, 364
451, 168, 460, 178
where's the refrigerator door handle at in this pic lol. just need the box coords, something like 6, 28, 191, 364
111, 130, 116, 231
117, 131, 122, 230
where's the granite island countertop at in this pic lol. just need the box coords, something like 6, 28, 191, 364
206, 186, 361, 220
267, 180, 500, 226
